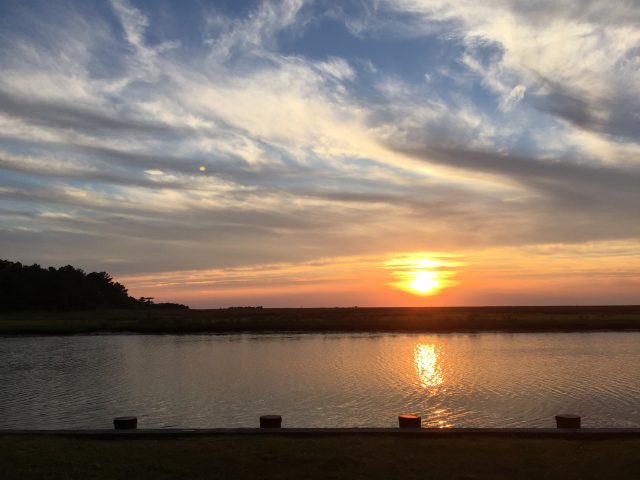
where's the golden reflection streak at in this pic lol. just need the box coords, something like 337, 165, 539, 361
414, 343, 443, 388
431, 408, 453, 428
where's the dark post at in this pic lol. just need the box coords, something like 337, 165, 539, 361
113, 417, 138, 430
113, 416, 138, 430
398, 414, 421, 428
555, 414, 581, 429
260, 415, 282, 428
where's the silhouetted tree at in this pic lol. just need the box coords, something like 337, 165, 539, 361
0, 260, 188, 311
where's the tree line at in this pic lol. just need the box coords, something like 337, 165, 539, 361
0, 260, 188, 311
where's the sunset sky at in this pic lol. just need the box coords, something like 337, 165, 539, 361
1, 0, 638, 307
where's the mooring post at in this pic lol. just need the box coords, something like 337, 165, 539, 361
555, 414, 581, 429
398, 414, 421, 428
113, 416, 138, 430
260, 415, 282, 428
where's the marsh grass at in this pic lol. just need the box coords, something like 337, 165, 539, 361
1, 306, 639, 335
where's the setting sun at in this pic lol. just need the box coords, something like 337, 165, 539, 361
408, 270, 440, 295
385, 253, 463, 298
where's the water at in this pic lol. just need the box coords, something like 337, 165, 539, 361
1, 332, 639, 429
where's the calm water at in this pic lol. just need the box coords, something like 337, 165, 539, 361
1, 332, 639, 429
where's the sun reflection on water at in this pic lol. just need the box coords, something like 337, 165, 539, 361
431, 408, 453, 428
414, 343, 443, 388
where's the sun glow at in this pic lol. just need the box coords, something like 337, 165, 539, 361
385, 253, 463, 297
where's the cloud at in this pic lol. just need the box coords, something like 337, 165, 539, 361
533, 76, 640, 142
204, 0, 307, 59
387, 142, 640, 240
0, 0, 638, 307
377, 0, 640, 144
0, 90, 177, 136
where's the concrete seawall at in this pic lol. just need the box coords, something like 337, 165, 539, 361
3, 428, 640, 438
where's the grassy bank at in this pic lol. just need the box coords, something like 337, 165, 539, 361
1, 434, 639, 479
1, 306, 640, 335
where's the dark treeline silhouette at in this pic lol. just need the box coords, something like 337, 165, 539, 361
0, 260, 188, 311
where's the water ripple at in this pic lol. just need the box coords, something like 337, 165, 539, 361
1, 332, 639, 428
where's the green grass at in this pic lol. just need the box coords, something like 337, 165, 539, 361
1, 435, 639, 479
1, 306, 640, 335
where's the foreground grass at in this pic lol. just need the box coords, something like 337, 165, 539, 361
1, 435, 639, 479
1, 305, 640, 335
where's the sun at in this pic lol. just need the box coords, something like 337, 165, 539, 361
408, 270, 440, 295
385, 253, 463, 297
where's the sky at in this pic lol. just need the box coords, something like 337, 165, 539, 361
0, 0, 639, 307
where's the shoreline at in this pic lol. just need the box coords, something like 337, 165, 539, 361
3, 427, 640, 438
3, 328, 640, 339
1, 305, 640, 335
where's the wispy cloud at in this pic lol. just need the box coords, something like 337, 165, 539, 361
0, 0, 638, 305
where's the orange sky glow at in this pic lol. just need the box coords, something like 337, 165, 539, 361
120, 241, 640, 307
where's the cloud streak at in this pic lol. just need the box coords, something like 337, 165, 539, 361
0, 0, 638, 305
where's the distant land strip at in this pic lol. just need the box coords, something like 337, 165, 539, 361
1, 306, 640, 335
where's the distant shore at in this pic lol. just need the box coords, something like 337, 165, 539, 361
1, 305, 639, 335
